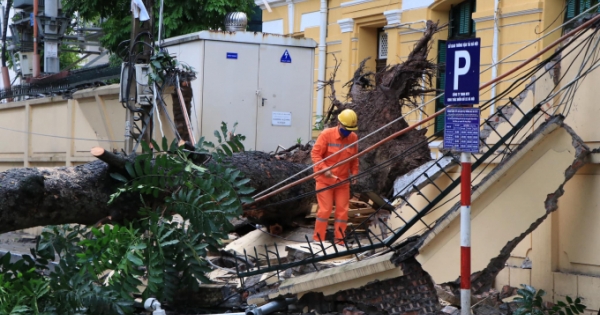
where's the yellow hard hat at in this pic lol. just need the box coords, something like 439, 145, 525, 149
337, 109, 358, 130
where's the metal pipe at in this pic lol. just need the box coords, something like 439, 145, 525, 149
459, 152, 472, 315
490, 0, 500, 115
158, 0, 165, 44
33, 0, 40, 77
246, 298, 297, 315
315, 0, 327, 126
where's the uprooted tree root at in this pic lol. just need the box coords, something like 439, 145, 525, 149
275, 21, 442, 198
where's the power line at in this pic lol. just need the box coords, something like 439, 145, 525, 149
242, 28, 599, 249
0, 125, 124, 142
251, 5, 600, 200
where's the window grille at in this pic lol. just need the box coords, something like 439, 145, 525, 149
378, 31, 388, 59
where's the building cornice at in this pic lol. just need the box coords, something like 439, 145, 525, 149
338, 18, 355, 33
473, 15, 494, 23
474, 8, 543, 23
340, 0, 374, 8
398, 28, 425, 35
383, 9, 402, 26
501, 8, 543, 18
255, 0, 307, 10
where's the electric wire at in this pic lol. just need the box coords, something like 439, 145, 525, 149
249, 27, 580, 212
0, 125, 124, 142
235, 26, 600, 270
251, 4, 600, 200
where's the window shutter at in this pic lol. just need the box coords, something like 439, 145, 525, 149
566, 0, 577, 19
459, 2, 471, 35
471, 0, 476, 35
581, 0, 591, 10
436, 41, 447, 133
449, 5, 455, 38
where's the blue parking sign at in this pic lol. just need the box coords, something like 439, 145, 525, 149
444, 38, 480, 106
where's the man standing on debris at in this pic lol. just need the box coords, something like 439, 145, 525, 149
311, 109, 359, 245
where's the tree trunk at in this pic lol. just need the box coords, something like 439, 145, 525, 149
0, 160, 141, 234
227, 151, 315, 227
0, 151, 313, 234
0, 21, 441, 234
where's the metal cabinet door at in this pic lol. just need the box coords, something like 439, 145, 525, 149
256, 45, 313, 152
202, 41, 259, 149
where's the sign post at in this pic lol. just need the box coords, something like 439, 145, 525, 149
443, 37, 481, 315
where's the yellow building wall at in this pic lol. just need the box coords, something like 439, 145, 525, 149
261, 0, 563, 137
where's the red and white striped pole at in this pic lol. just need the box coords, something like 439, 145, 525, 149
460, 152, 471, 315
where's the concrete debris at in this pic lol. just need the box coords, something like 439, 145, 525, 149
392, 156, 455, 199
342, 307, 365, 315
473, 304, 506, 315
520, 257, 532, 269
499, 285, 518, 300
441, 305, 459, 315
436, 284, 460, 306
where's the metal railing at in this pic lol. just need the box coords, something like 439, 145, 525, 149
0, 64, 120, 100
232, 101, 542, 280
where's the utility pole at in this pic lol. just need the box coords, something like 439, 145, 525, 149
1, 0, 13, 99
33, 0, 40, 77
124, 0, 154, 153
43, 0, 60, 73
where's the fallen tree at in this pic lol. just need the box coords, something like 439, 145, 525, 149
263, 21, 439, 214
0, 21, 440, 233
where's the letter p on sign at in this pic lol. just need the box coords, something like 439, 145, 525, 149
444, 38, 481, 106
453, 51, 471, 90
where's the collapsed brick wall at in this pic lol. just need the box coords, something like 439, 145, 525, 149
298, 251, 441, 315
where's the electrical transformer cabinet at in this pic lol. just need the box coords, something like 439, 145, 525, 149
162, 31, 317, 152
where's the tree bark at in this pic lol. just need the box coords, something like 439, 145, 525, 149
0, 160, 141, 234
0, 21, 441, 234
0, 152, 313, 234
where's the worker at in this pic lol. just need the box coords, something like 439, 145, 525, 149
311, 109, 359, 245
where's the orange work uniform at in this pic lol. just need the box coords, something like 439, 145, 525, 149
311, 127, 359, 243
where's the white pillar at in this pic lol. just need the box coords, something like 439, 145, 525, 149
287, 0, 294, 34
316, 0, 328, 125
490, 0, 500, 115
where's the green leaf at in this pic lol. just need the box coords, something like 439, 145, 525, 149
214, 130, 222, 143
233, 137, 245, 151
566, 296, 573, 304
240, 196, 254, 203
141, 141, 151, 153
134, 159, 144, 177
237, 186, 255, 194
110, 173, 128, 183
125, 163, 136, 178
235, 178, 251, 187
227, 140, 239, 153
160, 240, 180, 247
162, 137, 169, 152
221, 144, 233, 156
127, 252, 143, 266
569, 305, 578, 314
131, 243, 147, 250
220, 122, 228, 139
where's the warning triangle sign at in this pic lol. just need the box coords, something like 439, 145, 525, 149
280, 50, 292, 63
